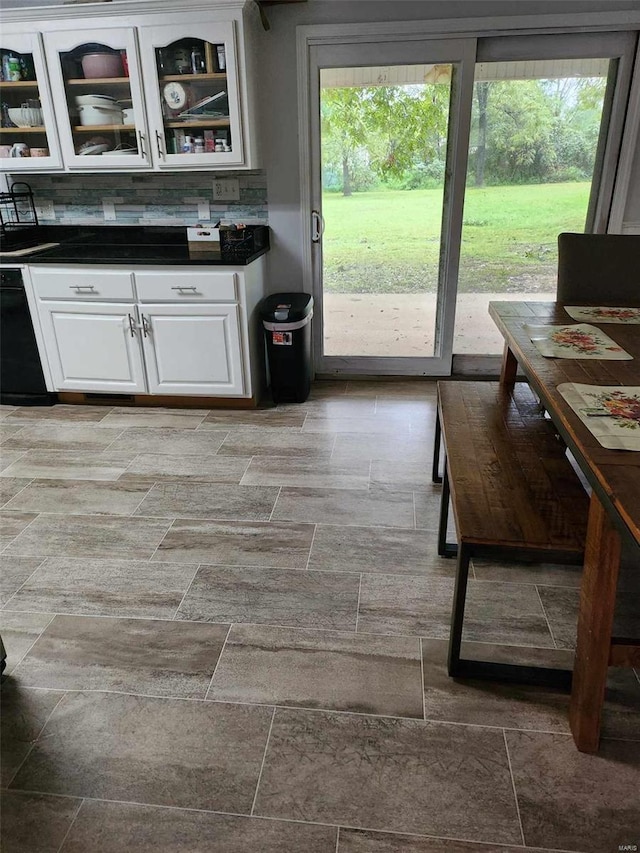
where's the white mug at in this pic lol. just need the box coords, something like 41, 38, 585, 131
10, 143, 30, 157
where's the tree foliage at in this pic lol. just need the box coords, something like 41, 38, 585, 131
321, 83, 449, 194
321, 75, 606, 194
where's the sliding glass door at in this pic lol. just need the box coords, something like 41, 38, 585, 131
305, 30, 636, 375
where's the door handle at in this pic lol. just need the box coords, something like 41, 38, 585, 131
70, 285, 97, 293
155, 130, 166, 160
311, 209, 325, 243
138, 130, 146, 158
171, 286, 198, 292
141, 313, 150, 337
127, 313, 137, 337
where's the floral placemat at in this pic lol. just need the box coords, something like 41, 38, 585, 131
523, 323, 632, 360
564, 306, 640, 324
557, 384, 640, 450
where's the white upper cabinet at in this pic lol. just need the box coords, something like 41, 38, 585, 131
138, 20, 246, 168
0, 32, 62, 170
44, 28, 151, 171
0, 3, 260, 172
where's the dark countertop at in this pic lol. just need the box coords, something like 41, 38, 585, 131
0, 225, 269, 266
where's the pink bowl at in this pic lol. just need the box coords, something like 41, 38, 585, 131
81, 53, 124, 79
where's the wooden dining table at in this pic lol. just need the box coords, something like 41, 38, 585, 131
489, 300, 640, 753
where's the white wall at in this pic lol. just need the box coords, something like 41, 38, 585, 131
259, 0, 640, 291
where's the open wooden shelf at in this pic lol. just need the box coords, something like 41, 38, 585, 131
73, 124, 136, 132
159, 73, 226, 83
0, 80, 39, 88
66, 77, 130, 86
165, 119, 230, 128
0, 126, 46, 134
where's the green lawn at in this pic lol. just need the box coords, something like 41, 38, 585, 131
322, 182, 590, 293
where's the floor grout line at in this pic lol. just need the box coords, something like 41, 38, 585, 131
2, 610, 57, 673
170, 562, 202, 621
203, 623, 233, 699
250, 706, 276, 816
4, 690, 69, 789
54, 797, 85, 853
0, 476, 35, 507
0, 555, 49, 611
303, 523, 318, 571
354, 572, 363, 634
503, 728, 526, 847
268, 486, 282, 522
535, 584, 561, 650
419, 637, 427, 721
335, 825, 341, 853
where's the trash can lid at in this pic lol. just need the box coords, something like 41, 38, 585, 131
260, 293, 313, 323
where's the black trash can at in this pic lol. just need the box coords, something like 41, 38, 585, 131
261, 292, 313, 404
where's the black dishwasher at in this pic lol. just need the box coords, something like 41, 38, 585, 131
0, 268, 54, 405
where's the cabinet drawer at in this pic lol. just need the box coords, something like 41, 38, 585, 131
134, 270, 237, 302
31, 268, 135, 302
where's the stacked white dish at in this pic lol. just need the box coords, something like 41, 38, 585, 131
74, 94, 123, 126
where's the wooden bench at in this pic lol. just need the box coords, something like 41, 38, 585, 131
436, 380, 589, 688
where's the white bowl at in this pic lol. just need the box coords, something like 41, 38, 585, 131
8, 107, 43, 127
105, 148, 137, 155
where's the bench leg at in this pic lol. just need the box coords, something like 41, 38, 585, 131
432, 407, 442, 484
448, 543, 472, 677
437, 463, 457, 558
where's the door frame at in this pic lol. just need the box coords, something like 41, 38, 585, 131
297, 12, 640, 378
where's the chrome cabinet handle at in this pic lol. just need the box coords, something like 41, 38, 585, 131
171, 285, 198, 292
311, 210, 325, 243
138, 130, 146, 158
70, 285, 96, 292
127, 313, 137, 337
155, 130, 165, 160
141, 314, 150, 337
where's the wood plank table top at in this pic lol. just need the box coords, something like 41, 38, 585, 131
489, 301, 640, 754
489, 301, 640, 545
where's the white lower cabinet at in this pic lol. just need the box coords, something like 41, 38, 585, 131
141, 303, 244, 396
29, 262, 265, 398
38, 301, 147, 393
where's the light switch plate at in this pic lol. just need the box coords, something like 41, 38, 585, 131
213, 178, 240, 201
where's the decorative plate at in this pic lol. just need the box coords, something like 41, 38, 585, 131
163, 81, 187, 111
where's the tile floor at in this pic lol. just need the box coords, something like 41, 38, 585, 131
1, 381, 639, 853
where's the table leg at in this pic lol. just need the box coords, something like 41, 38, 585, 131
500, 343, 518, 388
569, 494, 621, 753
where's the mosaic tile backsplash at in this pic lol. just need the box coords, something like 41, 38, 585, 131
16, 171, 268, 226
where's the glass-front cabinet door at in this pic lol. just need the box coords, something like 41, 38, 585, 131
44, 28, 151, 170
138, 21, 245, 168
0, 33, 62, 171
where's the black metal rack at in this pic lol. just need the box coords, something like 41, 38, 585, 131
0, 181, 39, 249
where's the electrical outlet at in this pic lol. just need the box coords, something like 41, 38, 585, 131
213, 178, 240, 201
102, 201, 116, 221
35, 201, 55, 220
197, 200, 211, 220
